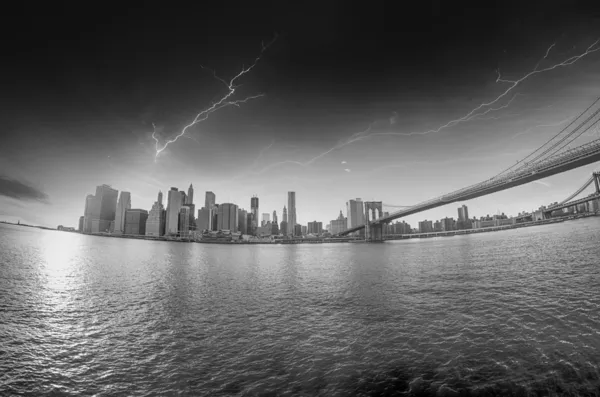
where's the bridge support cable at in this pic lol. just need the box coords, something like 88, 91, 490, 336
556, 176, 594, 206
492, 97, 600, 178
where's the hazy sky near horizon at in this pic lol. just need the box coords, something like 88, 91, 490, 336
2, 2, 600, 228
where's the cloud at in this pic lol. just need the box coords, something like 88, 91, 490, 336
341, 161, 347, 164
0, 176, 49, 202
344, 169, 351, 173
390, 112, 398, 125
532, 180, 552, 188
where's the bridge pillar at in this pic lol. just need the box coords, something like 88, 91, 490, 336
367, 223, 384, 242
594, 172, 600, 194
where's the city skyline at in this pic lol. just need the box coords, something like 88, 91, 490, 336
2, 3, 600, 228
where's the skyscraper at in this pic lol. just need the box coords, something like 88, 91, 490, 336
166, 187, 183, 235
83, 184, 118, 233
146, 191, 166, 236
114, 191, 131, 234
272, 210, 278, 225
178, 206, 190, 237
282, 206, 287, 224
187, 184, 194, 205
251, 196, 259, 235
205, 191, 215, 209
346, 198, 365, 229
238, 208, 248, 234
124, 209, 148, 235
261, 213, 270, 226
287, 192, 296, 236
158, 190, 163, 207
217, 203, 238, 231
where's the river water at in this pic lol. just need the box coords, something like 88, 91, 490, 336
1, 219, 599, 396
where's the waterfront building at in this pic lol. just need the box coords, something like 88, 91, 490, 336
78, 216, 84, 232
124, 209, 148, 235
83, 184, 118, 233
238, 208, 248, 234
183, 203, 195, 232
204, 191, 215, 209
178, 206, 190, 237
256, 222, 272, 237
418, 220, 433, 233
271, 220, 279, 235
434, 220, 442, 232
330, 210, 347, 235
146, 191, 166, 236
251, 196, 259, 235
197, 207, 210, 232
294, 224, 302, 237
346, 198, 365, 229
288, 192, 296, 236
442, 217, 455, 231
282, 206, 287, 224
301, 225, 307, 236
246, 213, 253, 235
261, 213, 270, 226
166, 187, 183, 235
217, 203, 238, 231
114, 191, 131, 234
307, 221, 323, 235
280, 220, 288, 236
272, 210, 278, 225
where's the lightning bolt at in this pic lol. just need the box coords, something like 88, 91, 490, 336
259, 39, 600, 170
151, 35, 277, 161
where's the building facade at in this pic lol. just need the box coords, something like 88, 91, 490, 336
83, 184, 118, 233
251, 196, 259, 235
166, 187, 183, 235
146, 191, 166, 236
217, 203, 238, 231
288, 192, 296, 236
114, 191, 131, 234
346, 198, 365, 229
307, 221, 323, 235
124, 209, 148, 235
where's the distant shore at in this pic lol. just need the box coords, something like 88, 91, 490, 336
2, 213, 598, 244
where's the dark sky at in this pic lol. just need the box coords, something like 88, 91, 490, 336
2, 1, 600, 226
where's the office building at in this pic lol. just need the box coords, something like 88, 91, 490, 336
124, 209, 148, 235
346, 198, 365, 229
179, 206, 190, 237
288, 192, 296, 236
418, 220, 433, 233
271, 220, 279, 235
272, 210, 278, 225
183, 203, 195, 231
251, 196, 259, 235
114, 191, 131, 234
217, 203, 238, 231
294, 224, 302, 237
205, 191, 215, 209
307, 221, 323, 235
166, 187, 183, 235
238, 208, 248, 234
280, 220, 287, 236
78, 216, 84, 232
442, 217, 455, 232
301, 225, 307, 236
83, 184, 118, 233
247, 213, 253, 235
197, 207, 210, 232
146, 191, 166, 236
282, 206, 287, 224
261, 213, 270, 226
187, 184, 194, 205
330, 210, 347, 235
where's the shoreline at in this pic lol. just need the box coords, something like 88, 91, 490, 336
2, 213, 598, 244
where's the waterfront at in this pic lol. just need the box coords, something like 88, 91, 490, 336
1, 219, 600, 396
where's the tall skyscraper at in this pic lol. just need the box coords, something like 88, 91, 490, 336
178, 206, 190, 237
158, 190, 163, 207
261, 213, 270, 226
187, 184, 194, 204
287, 192, 296, 236
217, 203, 238, 231
166, 187, 183, 235
346, 198, 365, 229
282, 206, 287, 224
124, 209, 148, 235
238, 208, 248, 234
251, 196, 259, 235
83, 185, 118, 233
272, 210, 278, 225
146, 191, 166, 236
205, 191, 215, 209
330, 210, 347, 235
114, 191, 131, 234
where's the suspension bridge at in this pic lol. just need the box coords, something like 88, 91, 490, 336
338, 97, 600, 241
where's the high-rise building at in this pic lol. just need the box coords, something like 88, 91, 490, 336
272, 210, 278, 225
179, 206, 190, 237
124, 209, 148, 235
458, 205, 469, 221
197, 208, 210, 232
294, 224, 302, 236
261, 213, 270, 226
280, 220, 287, 236
282, 206, 287, 224
146, 191, 166, 236
166, 187, 183, 235
187, 184, 194, 205
238, 208, 248, 234
251, 196, 259, 235
211, 204, 219, 231
301, 225, 307, 236
247, 213, 253, 235
330, 210, 347, 235
418, 220, 433, 233
78, 216, 84, 232
307, 221, 323, 235
114, 191, 131, 234
287, 192, 296, 236
271, 220, 279, 235
83, 184, 118, 233
183, 203, 195, 232
158, 190, 163, 207
217, 203, 238, 231
205, 191, 215, 209
346, 198, 365, 230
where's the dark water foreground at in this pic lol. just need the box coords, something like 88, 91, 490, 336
1, 219, 599, 396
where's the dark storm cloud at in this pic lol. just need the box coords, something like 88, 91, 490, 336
0, 176, 49, 202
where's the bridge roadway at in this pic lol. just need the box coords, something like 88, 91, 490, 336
339, 137, 600, 236
544, 193, 600, 215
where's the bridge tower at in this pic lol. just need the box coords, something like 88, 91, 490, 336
594, 172, 600, 194
364, 201, 384, 242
